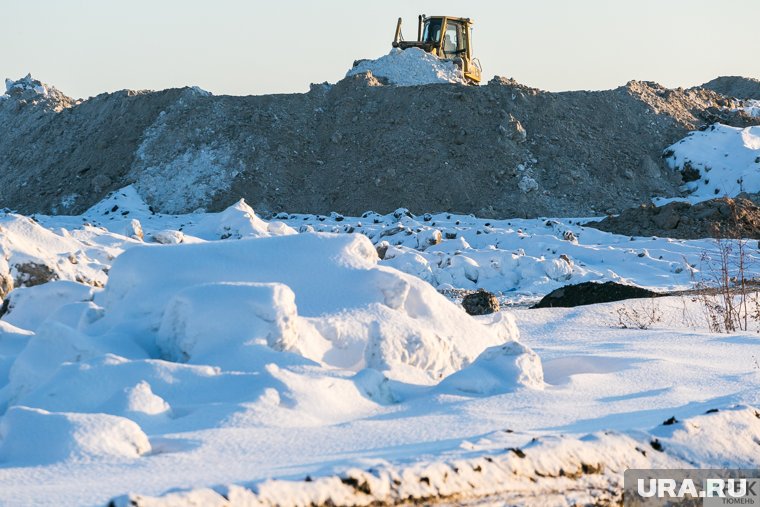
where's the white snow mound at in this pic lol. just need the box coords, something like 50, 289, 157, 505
1, 280, 97, 332
0, 213, 110, 298
99, 233, 531, 383
438, 338, 544, 394
664, 123, 760, 203
157, 282, 302, 368
0, 406, 150, 464
347, 48, 466, 86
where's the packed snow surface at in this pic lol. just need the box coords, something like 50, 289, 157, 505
346, 48, 467, 86
1, 188, 760, 506
663, 123, 760, 203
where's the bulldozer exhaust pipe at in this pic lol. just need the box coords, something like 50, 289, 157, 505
417, 15, 423, 41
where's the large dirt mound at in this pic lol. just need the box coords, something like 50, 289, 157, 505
700, 76, 760, 100
586, 196, 760, 239
1, 73, 758, 217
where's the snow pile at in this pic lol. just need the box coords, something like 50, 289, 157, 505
0, 231, 540, 493
188, 199, 296, 239
664, 124, 760, 203
0, 188, 299, 305
0, 195, 541, 477
97, 232, 530, 383
437, 340, 542, 395
0, 280, 98, 332
0, 213, 111, 299
346, 48, 466, 86
0, 406, 150, 464
79, 185, 295, 241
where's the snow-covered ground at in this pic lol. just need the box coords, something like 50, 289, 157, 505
1, 187, 760, 506
347, 48, 466, 86
660, 123, 760, 204
279, 210, 730, 305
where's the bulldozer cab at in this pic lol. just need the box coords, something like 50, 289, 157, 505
393, 15, 482, 85
424, 18, 463, 59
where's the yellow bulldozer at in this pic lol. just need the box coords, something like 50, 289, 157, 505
392, 15, 482, 85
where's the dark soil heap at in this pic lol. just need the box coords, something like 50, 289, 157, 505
586, 196, 760, 240
1, 73, 758, 217
531, 281, 660, 309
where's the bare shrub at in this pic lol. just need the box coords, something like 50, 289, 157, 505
615, 298, 663, 330
694, 199, 758, 333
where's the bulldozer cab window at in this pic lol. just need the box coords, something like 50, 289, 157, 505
422, 18, 442, 44
443, 22, 464, 58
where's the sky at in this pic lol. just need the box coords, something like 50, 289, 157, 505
1, 0, 759, 99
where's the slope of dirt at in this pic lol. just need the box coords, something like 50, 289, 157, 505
0, 76, 187, 214
1, 73, 757, 217
700, 76, 760, 100
586, 196, 760, 239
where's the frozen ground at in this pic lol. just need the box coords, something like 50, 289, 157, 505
0, 188, 759, 506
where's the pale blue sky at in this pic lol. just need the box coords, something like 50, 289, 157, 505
1, 0, 758, 98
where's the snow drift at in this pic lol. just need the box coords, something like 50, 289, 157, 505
98, 232, 535, 383
0, 207, 542, 475
0, 406, 151, 465
0, 212, 110, 300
